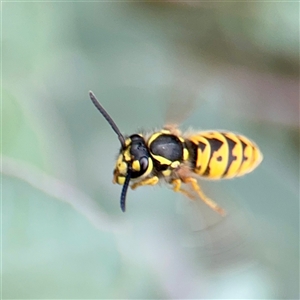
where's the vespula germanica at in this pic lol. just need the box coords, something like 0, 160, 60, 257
89, 91, 263, 215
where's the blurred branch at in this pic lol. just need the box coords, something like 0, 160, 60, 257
1, 155, 128, 233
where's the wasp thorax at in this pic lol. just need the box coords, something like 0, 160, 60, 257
113, 134, 153, 185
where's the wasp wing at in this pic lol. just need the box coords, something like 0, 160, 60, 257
164, 86, 199, 127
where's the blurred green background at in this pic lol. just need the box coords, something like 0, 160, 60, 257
2, 2, 299, 299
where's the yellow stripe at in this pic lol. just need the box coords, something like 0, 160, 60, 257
237, 135, 254, 176
223, 132, 243, 178
183, 148, 189, 161
250, 144, 263, 171
200, 132, 228, 179
189, 135, 211, 175
239, 135, 263, 176
147, 130, 170, 146
189, 131, 262, 179
151, 154, 172, 165
143, 157, 154, 178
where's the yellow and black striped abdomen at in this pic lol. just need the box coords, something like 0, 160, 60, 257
187, 131, 263, 180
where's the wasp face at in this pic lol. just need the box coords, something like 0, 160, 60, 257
113, 134, 153, 185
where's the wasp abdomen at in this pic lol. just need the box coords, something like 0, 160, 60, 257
187, 131, 262, 179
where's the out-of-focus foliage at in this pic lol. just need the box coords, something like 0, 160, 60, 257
2, 2, 299, 299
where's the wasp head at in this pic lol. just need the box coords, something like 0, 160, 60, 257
113, 134, 153, 185
89, 91, 154, 212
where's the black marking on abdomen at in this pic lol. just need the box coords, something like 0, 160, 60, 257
222, 135, 237, 177
203, 138, 223, 176
198, 141, 206, 152
185, 140, 198, 169
240, 140, 248, 162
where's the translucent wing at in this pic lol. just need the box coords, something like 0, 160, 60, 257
164, 86, 199, 126
177, 191, 253, 271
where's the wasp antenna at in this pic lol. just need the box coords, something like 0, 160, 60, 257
89, 91, 126, 148
120, 167, 132, 212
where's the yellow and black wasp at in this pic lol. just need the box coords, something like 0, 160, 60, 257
89, 91, 263, 215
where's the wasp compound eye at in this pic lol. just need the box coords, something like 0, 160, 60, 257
129, 135, 151, 179
139, 157, 148, 172
129, 135, 149, 158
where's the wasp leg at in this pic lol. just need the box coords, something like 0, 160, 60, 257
171, 179, 196, 199
183, 177, 226, 216
131, 176, 159, 190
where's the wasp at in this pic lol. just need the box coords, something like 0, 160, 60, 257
89, 91, 263, 215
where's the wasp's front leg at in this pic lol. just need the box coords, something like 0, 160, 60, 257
131, 176, 159, 190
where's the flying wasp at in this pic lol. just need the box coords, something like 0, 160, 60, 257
89, 91, 263, 215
